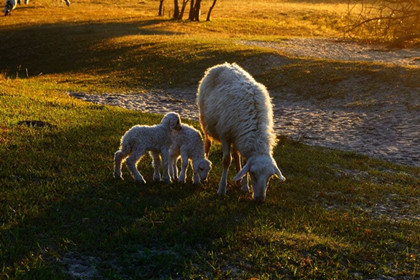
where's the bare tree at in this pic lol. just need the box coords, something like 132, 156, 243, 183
173, 0, 180, 19
158, 0, 164, 16
189, 0, 202, 21
179, 0, 189, 20
346, 0, 420, 46
206, 0, 217, 21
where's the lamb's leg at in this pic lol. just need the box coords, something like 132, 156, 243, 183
114, 150, 127, 179
217, 141, 231, 196
178, 153, 189, 183
192, 160, 201, 185
160, 148, 172, 184
126, 149, 146, 185
150, 151, 162, 182
168, 148, 179, 181
172, 157, 179, 180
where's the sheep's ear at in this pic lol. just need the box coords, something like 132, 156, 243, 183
273, 165, 286, 182
233, 161, 251, 181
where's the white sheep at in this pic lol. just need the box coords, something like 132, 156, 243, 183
113, 112, 182, 185
166, 123, 212, 184
196, 62, 286, 202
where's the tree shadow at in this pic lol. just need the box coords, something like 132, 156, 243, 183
0, 19, 182, 77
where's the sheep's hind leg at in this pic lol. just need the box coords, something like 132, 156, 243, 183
204, 138, 212, 158
126, 150, 146, 185
114, 150, 126, 180
217, 142, 231, 196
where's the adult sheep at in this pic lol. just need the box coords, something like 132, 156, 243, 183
197, 62, 286, 202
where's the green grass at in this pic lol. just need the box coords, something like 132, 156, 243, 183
1, 0, 419, 278
1, 77, 419, 279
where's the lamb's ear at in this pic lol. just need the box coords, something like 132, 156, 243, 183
273, 164, 286, 182
233, 161, 251, 181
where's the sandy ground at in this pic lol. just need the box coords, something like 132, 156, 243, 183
68, 38, 420, 167
241, 38, 420, 67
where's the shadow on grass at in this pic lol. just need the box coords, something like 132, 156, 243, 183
0, 19, 180, 76
0, 108, 275, 278
0, 18, 272, 89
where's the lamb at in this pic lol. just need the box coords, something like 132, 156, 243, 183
166, 123, 212, 184
113, 112, 182, 185
196, 62, 286, 202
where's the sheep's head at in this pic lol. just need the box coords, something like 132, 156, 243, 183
161, 112, 182, 131
233, 155, 285, 202
193, 158, 212, 184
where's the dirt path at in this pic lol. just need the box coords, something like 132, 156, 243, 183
68, 38, 420, 167
69, 84, 419, 167
241, 38, 420, 67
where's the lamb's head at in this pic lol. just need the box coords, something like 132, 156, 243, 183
233, 154, 285, 202
193, 158, 212, 184
161, 112, 182, 131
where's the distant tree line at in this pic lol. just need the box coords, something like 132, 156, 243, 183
159, 0, 218, 21
346, 0, 420, 46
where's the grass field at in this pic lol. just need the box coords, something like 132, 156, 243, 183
1, 0, 419, 279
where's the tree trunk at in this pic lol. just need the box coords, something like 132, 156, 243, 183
188, 0, 195, 20
206, 0, 217, 21
173, 0, 180, 19
158, 0, 164, 16
190, 0, 202, 21
179, 0, 189, 20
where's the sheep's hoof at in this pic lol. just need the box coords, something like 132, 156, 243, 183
217, 190, 227, 196
113, 173, 123, 180
162, 177, 172, 184
135, 179, 146, 186
153, 176, 162, 182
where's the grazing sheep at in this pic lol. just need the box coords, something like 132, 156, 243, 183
166, 123, 212, 184
197, 62, 286, 202
4, 0, 30, 16
4, 0, 16, 16
113, 112, 182, 185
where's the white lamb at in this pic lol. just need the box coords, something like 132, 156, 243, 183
113, 112, 182, 185
166, 123, 212, 184
197, 62, 286, 202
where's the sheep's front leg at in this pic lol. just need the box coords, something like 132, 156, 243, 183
232, 149, 249, 192
149, 151, 162, 182
126, 150, 146, 185
217, 142, 231, 196
160, 148, 172, 184
240, 159, 249, 192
